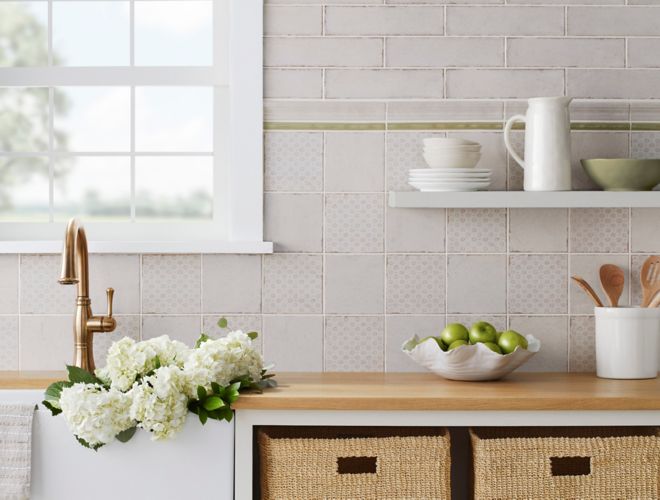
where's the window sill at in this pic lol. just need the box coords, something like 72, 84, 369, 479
0, 240, 274, 254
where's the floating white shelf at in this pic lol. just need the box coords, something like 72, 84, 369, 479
389, 191, 660, 209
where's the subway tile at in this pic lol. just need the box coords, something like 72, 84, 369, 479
447, 208, 506, 253
446, 131, 507, 190
142, 315, 201, 347
265, 193, 323, 252
570, 208, 629, 253
570, 254, 629, 314
20, 255, 75, 314
263, 316, 323, 371
570, 101, 630, 122
0, 317, 18, 370
509, 316, 568, 373
0, 255, 17, 314
568, 6, 660, 36
631, 102, 660, 123
263, 254, 323, 314
447, 255, 506, 314
264, 132, 323, 192
20, 315, 71, 371
509, 209, 568, 253
142, 255, 201, 314
325, 194, 384, 253
446, 69, 563, 99
94, 316, 140, 365
571, 132, 629, 190
388, 101, 503, 123
326, 70, 443, 99
386, 37, 503, 68
385, 315, 442, 373
325, 132, 384, 192
265, 100, 386, 122
89, 254, 140, 314
509, 0, 622, 3
264, 6, 322, 35
628, 39, 660, 68
264, 69, 323, 99
265, 37, 383, 68
388, 0, 502, 3
386, 206, 445, 253
202, 255, 262, 313
267, 0, 381, 3
568, 69, 660, 99
387, 255, 445, 314
507, 38, 624, 68
447, 7, 563, 36
631, 209, 660, 253
508, 254, 567, 314
387, 131, 443, 192
326, 6, 444, 36
325, 255, 384, 314
569, 316, 595, 373
325, 316, 384, 372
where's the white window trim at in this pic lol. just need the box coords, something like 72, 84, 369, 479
0, 0, 272, 254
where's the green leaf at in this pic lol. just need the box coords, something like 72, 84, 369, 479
210, 382, 221, 395
66, 365, 103, 385
217, 317, 228, 329
247, 331, 259, 340
198, 407, 208, 425
153, 356, 161, 370
42, 400, 62, 416
44, 380, 72, 403
195, 334, 210, 348
202, 396, 224, 411
116, 427, 137, 443
197, 385, 207, 400
75, 436, 103, 451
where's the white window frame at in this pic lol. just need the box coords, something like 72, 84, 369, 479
0, 0, 271, 254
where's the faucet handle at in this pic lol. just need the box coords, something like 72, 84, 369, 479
106, 288, 114, 318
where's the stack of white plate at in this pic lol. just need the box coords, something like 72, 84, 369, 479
408, 168, 491, 192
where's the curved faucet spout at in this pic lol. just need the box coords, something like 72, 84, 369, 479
59, 218, 89, 297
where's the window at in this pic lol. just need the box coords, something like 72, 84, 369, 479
0, 0, 269, 253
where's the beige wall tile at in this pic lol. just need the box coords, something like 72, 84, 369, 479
263, 255, 323, 314
89, 254, 140, 314
264, 6, 322, 35
388, 0, 502, 3
509, 209, 568, 253
447, 208, 506, 253
508, 254, 568, 314
447, 255, 506, 314
447, 6, 563, 36
142, 315, 201, 347
385, 315, 442, 373
387, 255, 445, 314
0, 317, 18, 370
267, 0, 381, 3
325, 132, 384, 192
202, 255, 262, 314
265, 100, 386, 122
628, 39, 660, 68
265, 37, 383, 67
388, 101, 503, 122
509, 0, 622, 3
20, 255, 75, 314
264, 132, 323, 192
20, 315, 71, 370
325, 255, 384, 314
568, 6, 660, 36
325, 194, 384, 252
570, 254, 629, 314
632, 132, 660, 160
509, 316, 568, 372
568, 69, 660, 99
386, 207, 445, 253
265, 193, 323, 252
570, 208, 629, 253
326, 69, 443, 99
142, 255, 201, 314
386, 37, 503, 67
263, 316, 323, 371
0, 255, 18, 314
507, 38, 624, 68
264, 69, 323, 99
569, 316, 595, 372
326, 6, 444, 36
325, 316, 384, 372
446, 69, 563, 99
631, 209, 660, 253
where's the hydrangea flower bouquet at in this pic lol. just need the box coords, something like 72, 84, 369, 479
42, 319, 276, 450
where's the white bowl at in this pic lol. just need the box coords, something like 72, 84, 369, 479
402, 334, 541, 381
424, 145, 481, 151
423, 138, 479, 147
423, 152, 481, 169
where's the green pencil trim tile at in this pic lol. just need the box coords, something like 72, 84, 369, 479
387, 122, 503, 131
264, 122, 385, 131
632, 123, 660, 131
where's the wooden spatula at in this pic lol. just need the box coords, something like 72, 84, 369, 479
571, 276, 604, 307
640, 255, 660, 307
599, 264, 625, 307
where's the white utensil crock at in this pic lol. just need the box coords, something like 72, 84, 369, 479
504, 96, 573, 191
594, 307, 660, 379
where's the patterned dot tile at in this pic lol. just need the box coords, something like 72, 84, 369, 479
264, 132, 323, 192
386, 131, 443, 191
569, 316, 596, 373
0, 316, 18, 370
570, 208, 629, 253
631, 132, 660, 160
447, 208, 506, 253
387, 255, 445, 314
508, 254, 568, 314
20, 255, 76, 314
325, 193, 384, 253
263, 254, 322, 314
142, 255, 201, 314
325, 316, 384, 372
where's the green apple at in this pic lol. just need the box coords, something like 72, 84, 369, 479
448, 339, 469, 351
440, 323, 469, 346
482, 342, 502, 354
469, 321, 497, 344
497, 330, 528, 354
495, 331, 502, 342
419, 336, 446, 351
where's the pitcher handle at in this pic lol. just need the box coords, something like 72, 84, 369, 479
504, 114, 526, 169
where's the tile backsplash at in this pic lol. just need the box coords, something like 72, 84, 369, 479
4, 0, 660, 373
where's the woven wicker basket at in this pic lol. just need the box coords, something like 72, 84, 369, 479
470, 427, 660, 500
258, 426, 451, 500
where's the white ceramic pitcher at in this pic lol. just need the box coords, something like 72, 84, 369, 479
504, 97, 573, 191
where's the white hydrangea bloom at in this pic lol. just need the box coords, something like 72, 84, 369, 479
129, 366, 189, 441
59, 384, 134, 447
96, 335, 189, 392
183, 330, 263, 397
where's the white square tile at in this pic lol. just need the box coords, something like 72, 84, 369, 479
89, 254, 140, 314
0, 256, 18, 314
570, 208, 629, 253
447, 255, 506, 314
264, 132, 323, 192
265, 193, 323, 252
20, 315, 71, 371
387, 255, 445, 314
631, 208, 660, 252
142, 315, 202, 347
509, 209, 568, 253
509, 316, 568, 372
326, 255, 384, 314
447, 208, 506, 253
202, 255, 262, 314
142, 255, 201, 314
0, 316, 18, 370
20, 255, 75, 314
386, 315, 443, 373
325, 132, 384, 192
325, 194, 384, 253
202, 315, 263, 352
263, 316, 323, 371
509, 254, 567, 314
386, 207, 445, 253
325, 316, 384, 372
263, 255, 322, 314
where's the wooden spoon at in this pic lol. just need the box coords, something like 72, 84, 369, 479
640, 255, 660, 307
648, 293, 660, 308
571, 276, 604, 307
599, 264, 625, 307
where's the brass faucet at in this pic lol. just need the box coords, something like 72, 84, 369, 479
58, 218, 116, 372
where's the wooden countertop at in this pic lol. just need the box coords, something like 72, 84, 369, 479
3, 371, 660, 411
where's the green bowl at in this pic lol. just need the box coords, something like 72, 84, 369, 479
581, 159, 660, 191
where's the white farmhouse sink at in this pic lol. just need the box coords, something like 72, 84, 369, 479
0, 390, 234, 500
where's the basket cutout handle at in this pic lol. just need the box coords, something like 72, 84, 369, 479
337, 456, 377, 475
550, 456, 591, 477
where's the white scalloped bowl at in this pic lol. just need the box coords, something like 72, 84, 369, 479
402, 334, 541, 381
